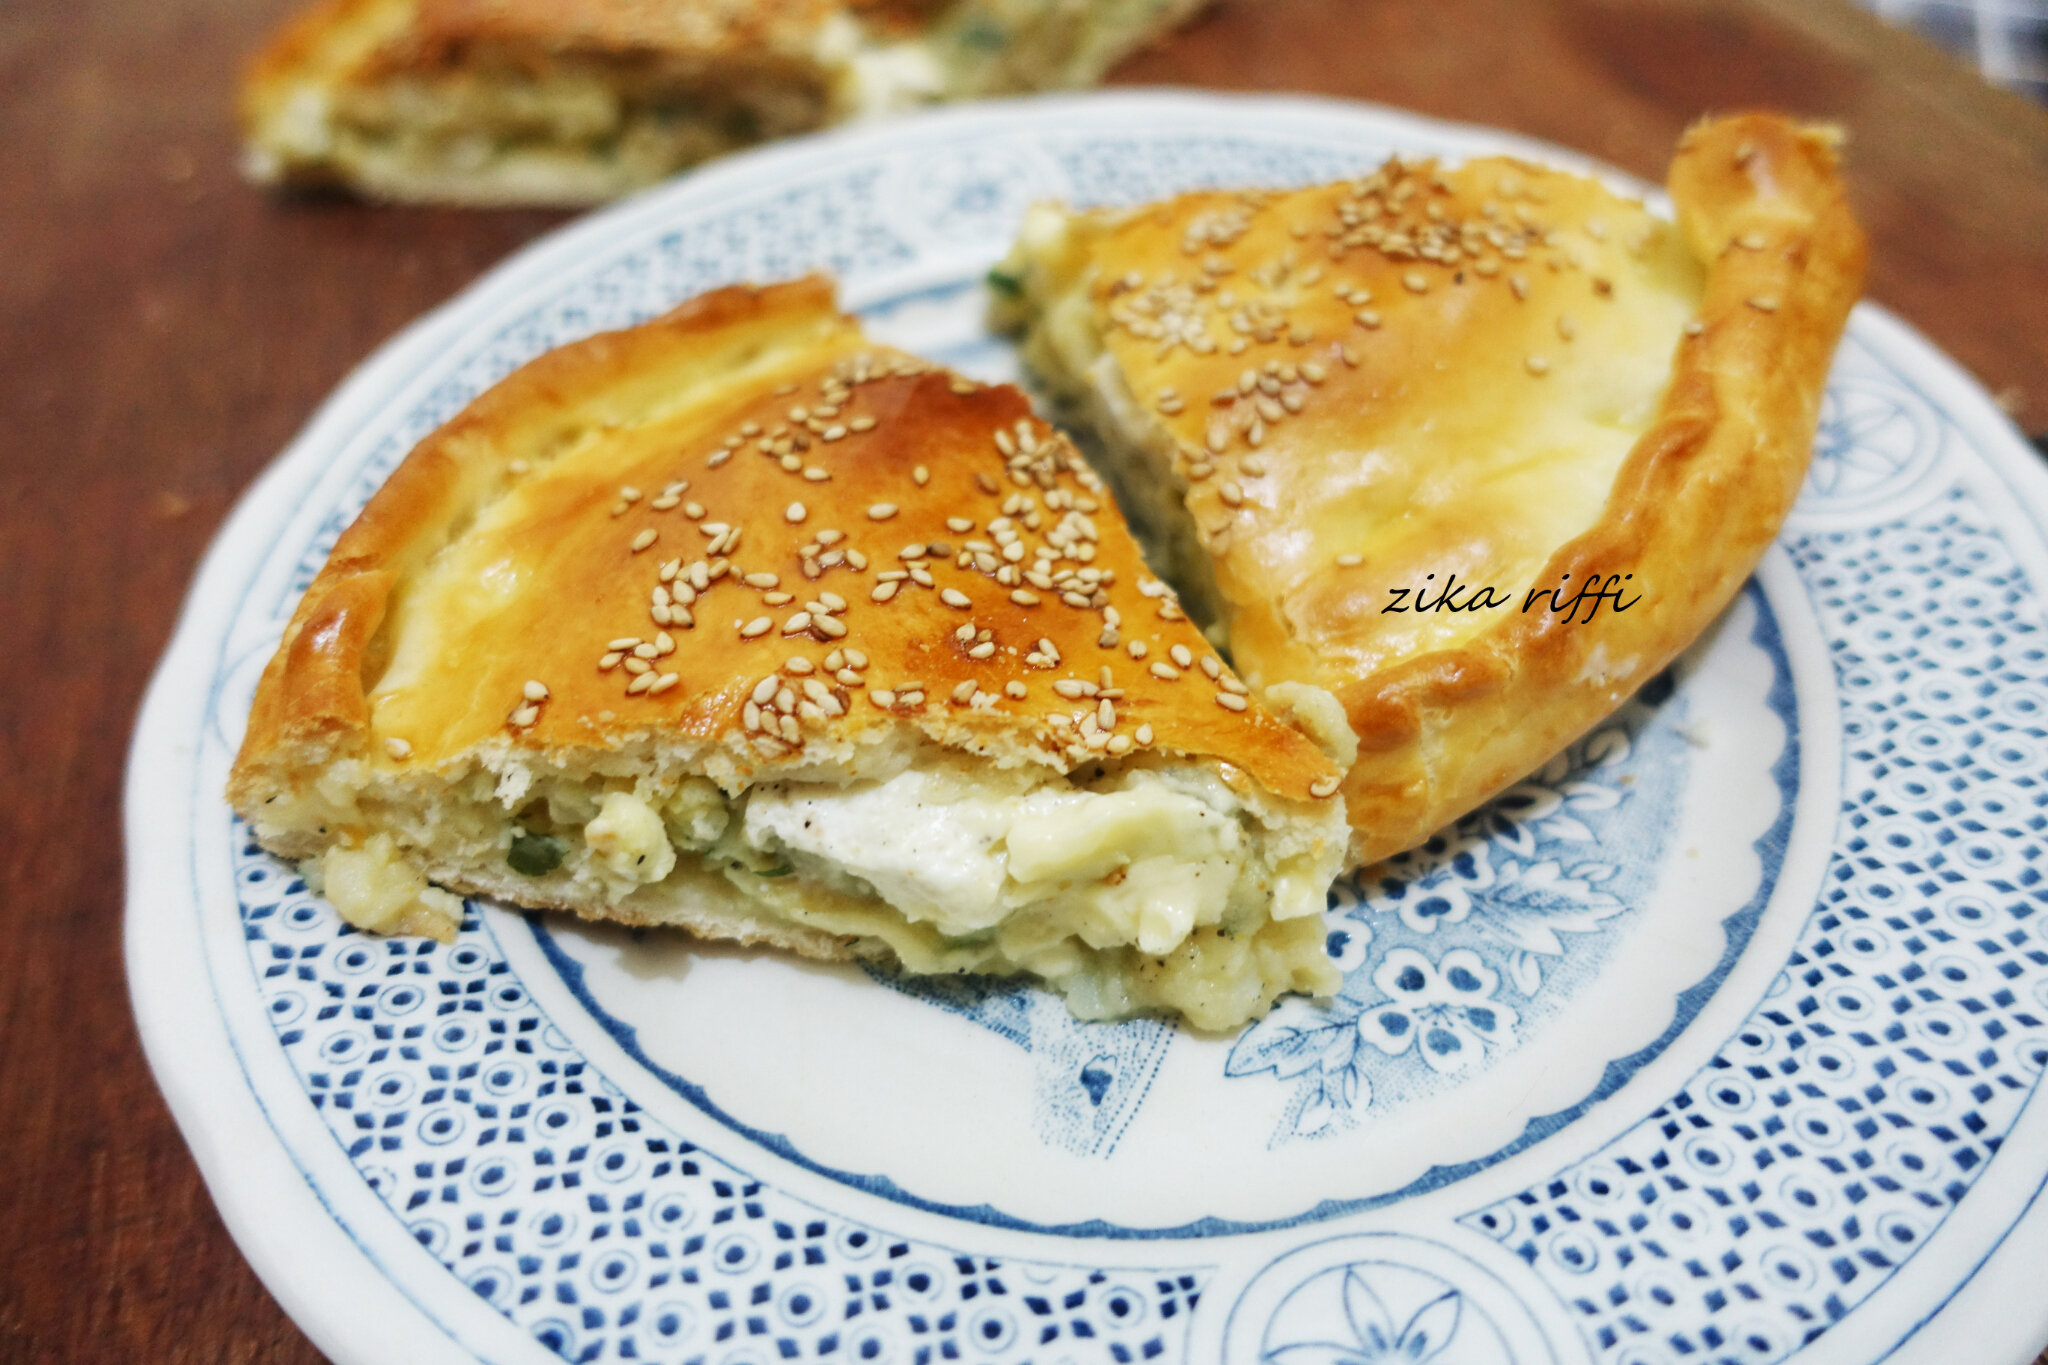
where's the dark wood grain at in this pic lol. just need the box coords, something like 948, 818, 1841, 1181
2, 1, 2044, 1361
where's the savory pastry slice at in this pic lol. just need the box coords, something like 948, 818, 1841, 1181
228, 276, 1349, 1030
992, 113, 1866, 866
241, 0, 1210, 205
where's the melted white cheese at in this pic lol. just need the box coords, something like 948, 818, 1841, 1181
741, 766, 1255, 953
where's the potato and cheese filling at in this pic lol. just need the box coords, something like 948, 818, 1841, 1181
242, 0, 1211, 206
230, 280, 1351, 1031
276, 752, 1341, 1032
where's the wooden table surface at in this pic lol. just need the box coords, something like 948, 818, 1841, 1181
5, 0, 2047, 1360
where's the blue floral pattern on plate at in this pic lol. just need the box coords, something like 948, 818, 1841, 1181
131, 95, 2048, 1365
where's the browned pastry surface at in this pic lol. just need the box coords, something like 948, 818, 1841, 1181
1000, 113, 1867, 865
233, 276, 1340, 804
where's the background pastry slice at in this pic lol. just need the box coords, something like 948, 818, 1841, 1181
241, 0, 1211, 205
993, 113, 1866, 866
228, 276, 1347, 1031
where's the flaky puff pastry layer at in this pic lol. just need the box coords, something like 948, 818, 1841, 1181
997, 114, 1867, 866
227, 278, 1345, 982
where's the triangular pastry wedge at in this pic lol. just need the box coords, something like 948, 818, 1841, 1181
241, 0, 1210, 205
229, 277, 1349, 1031
992, 113, 1866, 865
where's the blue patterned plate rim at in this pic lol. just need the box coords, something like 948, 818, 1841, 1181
126, 91, 2048, 1365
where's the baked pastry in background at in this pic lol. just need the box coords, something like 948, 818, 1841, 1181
241, 0, 1211, 205
992, 113, 1866, 867
228, 276, 1349, 1031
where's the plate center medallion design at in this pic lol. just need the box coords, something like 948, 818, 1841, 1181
508, 581, 1805, 1234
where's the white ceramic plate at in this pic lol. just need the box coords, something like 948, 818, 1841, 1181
128, 92, 2048, 1365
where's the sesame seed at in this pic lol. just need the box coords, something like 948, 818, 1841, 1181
384, 737, 412, 760
868, 503, 898, 521
1150, 661, 1181, 681
940, 588, 972, 610
599, 652, 623, 670
1403, 271, 1429, 293
914, 466, 931, 486
1310, 775, 1342, 798
786, 502, 807, 523
851, 416, 877, 433
1199, 655, 1221, 680
522, 679, 549, 702
1525, 355, 1551, 376
740, 617, 772, 639
785, 657, 815, 675
871, 689, 897, 708
815, 616, 847, 639
1557, 315, 1577, 341
1010, 589, 1040, 606
1098, 699, 1116, 729
845, 649, 868, 668
1684, 319, 1705, 336
1218, 481, 1245, 507
630, 529, 658, 552
1355, 310, 1381, 329
649, 673, 679, 695
1216, 692, 1248, 712
783, 612, 812, 634
1747, 296, 1780, 313
751, 676, 780, 705
1336, 552, 1363, 567
1509, 274, 1529, 300
822, 425, 847, 442
607, 637, 641, 651
511, 702, 542, 724
1737, 231, 1766, 250
744, 572, 780, 589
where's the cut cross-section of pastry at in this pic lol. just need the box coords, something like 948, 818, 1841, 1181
228, 276, 1349, 1031
241, 0, 1212, 206
992, 113, 1866, 867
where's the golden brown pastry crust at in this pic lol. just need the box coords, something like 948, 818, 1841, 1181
229, 277, 1340, 850
1003, 114, 1866, 865
1337, 116, 1864, 863
239, 0, 1213, 206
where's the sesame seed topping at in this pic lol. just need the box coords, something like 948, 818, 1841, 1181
1337, 552, 1363, 567
1218, 481, 1245, 507
940, 588, 972, 610
1684, 319, 1705, 336
1010, 589, 1040, 606
1525, 355, 1551, 376
1216, 692, 1248, 712
968, 642, 996, 660
630, 529, 658, 552
1199, 655, 1221, 680
510, 703, 541, 725
783, 612, 812, 634
599, 652, 623, 670
1150, 661, 1181, 681
868, 503, 898, 521
1402, 271, 1429, 293
786, 502, 807, 523
522, 680, 549, 702
1747, 296, 1780, 312
740, 617, 772, 639
1355, 310, 1381, 329
1737, 231, 1766, 250
1310, 775, 1342, 798
384, 737, 412, 760
607, 637, 640, 651
649, 673, 679, 695
851, 416, 877, 432
1135, 724, 1154, 745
